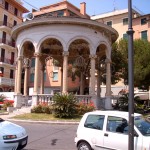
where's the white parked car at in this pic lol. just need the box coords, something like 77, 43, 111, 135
0, 118, 28, 150
75, 110, 150, 150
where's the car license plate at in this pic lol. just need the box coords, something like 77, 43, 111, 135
22, 140, 26, 145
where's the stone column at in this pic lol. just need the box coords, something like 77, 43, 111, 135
105, 58, 112, 110
80, 72, 84, 95
14, 56, 23, 108
40, 65, 45, 94
16, 56, 23, 94
60, 68, 63, 93
89, 54, 97, 95
33, 53, 40, 94
32, 53, 40, 107
62, 51, 69, 93
96, 69, 102, 109
14, 66, 18, 93
24, 66, 29, 96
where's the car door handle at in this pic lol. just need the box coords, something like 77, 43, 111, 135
104, 133, 108, 137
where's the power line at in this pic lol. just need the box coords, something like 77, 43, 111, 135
22, 0, 39, 10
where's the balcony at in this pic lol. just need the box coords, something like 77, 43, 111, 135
0, 57, 15, 65
0, 77, 15, 86
0, 38, 16, 48
0, 21, 13, 33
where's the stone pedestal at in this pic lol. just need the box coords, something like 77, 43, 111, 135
105, 96, 113, 110
7, 107, 14, 113
14, 94, 23, 108
31, 95, 38, 108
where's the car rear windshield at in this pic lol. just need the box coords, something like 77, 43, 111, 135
134, 116, 150, 136
84, 115, 105, 130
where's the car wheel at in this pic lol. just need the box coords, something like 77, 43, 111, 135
78, 141, 91, 150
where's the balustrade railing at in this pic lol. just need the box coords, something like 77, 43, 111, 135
0, 38, 16, 47
37, 94, 53, 105
36, 94, 92, 105
0, 57, 14, 65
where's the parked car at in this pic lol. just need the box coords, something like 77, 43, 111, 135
75, 110, 150, 150
0, 118, 28, 150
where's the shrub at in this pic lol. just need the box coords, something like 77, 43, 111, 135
31, 104, 52, 114
0, 94, 6, 103
3, 101, 13, 110
52, 93, 78, 118
77, 100, 95, 115
114, 93, 145, 113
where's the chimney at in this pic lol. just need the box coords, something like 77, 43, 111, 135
80, 2, 86, 16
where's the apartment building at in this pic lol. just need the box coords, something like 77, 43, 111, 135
0, 0, 28, 92
91, 9, 141, 40
133, 14, 150, 41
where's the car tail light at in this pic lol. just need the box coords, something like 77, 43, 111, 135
3, 135, 17, 140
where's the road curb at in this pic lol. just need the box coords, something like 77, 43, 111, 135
6, 118, 79, 125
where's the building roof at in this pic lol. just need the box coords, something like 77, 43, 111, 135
91, 8, 141, 20
9, 0, 29, 13
32, 0, 90, 18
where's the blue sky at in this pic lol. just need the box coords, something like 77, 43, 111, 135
22, 0, 150, 16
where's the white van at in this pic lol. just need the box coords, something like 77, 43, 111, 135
75, 111, 150, 150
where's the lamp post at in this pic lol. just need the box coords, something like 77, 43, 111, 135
127, 0, 134, 150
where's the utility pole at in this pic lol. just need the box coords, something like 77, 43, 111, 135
127, 0, 134, 150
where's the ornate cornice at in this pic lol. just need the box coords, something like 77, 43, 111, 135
11, 17, 118, 42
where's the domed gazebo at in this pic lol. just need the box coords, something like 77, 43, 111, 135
11, 15, 118, 110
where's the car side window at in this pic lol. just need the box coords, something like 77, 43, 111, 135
84, 115, 105, 130
107, 116, 128, 134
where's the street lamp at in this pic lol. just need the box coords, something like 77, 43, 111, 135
127, 0, 134, 150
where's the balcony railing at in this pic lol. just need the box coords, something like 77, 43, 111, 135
0, 21, 13, 28
0, 57, 15, 65
0, 38, 16, 47
0, 77, 15, 86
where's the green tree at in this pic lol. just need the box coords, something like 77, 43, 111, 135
111, 39, 128, 84
134, 39, 150, 90
112, 39, 150, 90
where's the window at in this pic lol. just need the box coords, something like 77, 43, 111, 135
53, 72, 58, 81
84, 115, 105, 130
30, 73, 34, 82
57, 10, 64, 17
141, 30, 147, 40
31, 58, 35, 67
13, 20, 17, 26
5, 1, 9, 10
11, 52, 15, 65
10, 69, 14, 79
123, 33, 128, 40
106, 21, 112, 27
14, 8, 18, 16
3, 15, 7, 26
0, 67, 4, 74
1, 48, 5, 62
141, 18, 147, 25
2, 31, 6, 43
53, 66, 59, 71
44, 72, 46, 81
107, 116, 128, 134
123, 18, 128, 25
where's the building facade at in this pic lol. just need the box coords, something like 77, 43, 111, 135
91, 9, 141, 41
0, 0, 28, 92
133, 14, 150, 41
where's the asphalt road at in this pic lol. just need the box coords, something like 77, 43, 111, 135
13, 121, 78, 150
